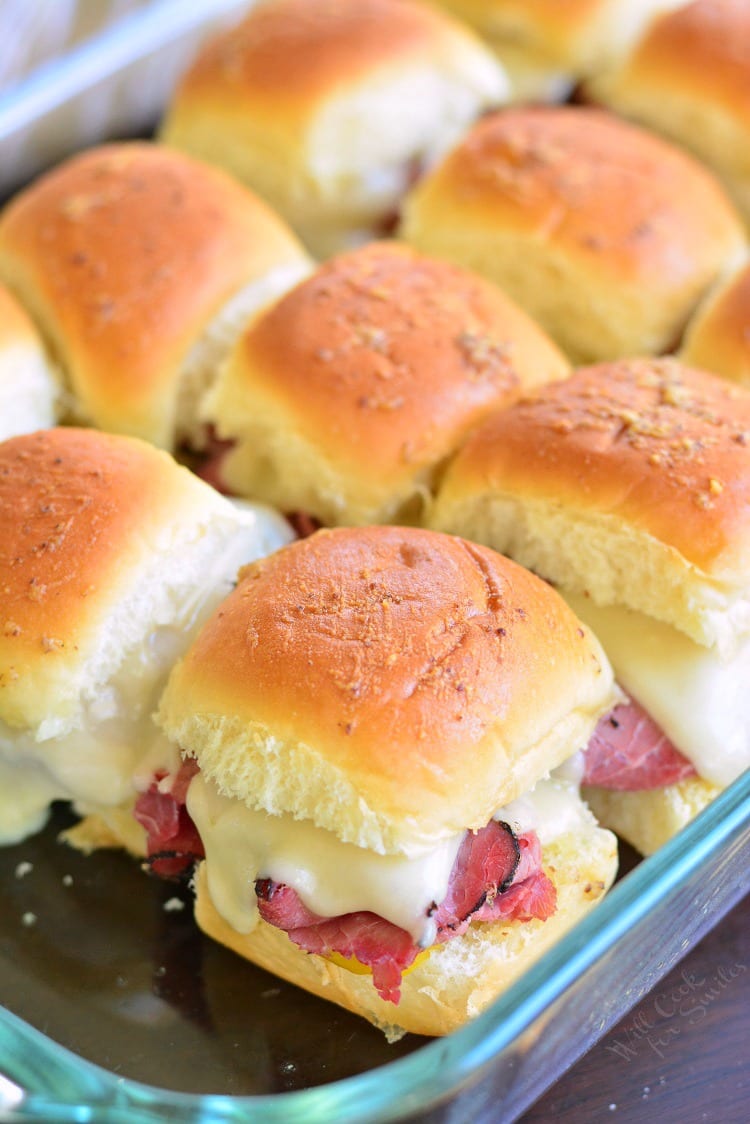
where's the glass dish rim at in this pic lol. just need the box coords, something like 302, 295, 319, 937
3, 770, 748, 1122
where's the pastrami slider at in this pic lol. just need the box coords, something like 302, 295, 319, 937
149, 526, 618, 1038
430, 358, 750, 853
0, 428, 292, 850
160, 0, 508, 259
0, 142, 312, 451
400, 105, 745, 364
201, 240, 569, 527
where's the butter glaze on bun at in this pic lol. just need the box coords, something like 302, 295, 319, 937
400, 106, 746, 363
0, 427, 292, 846
204, 240, 570, 525
0, 143, 311, 450
681, 258, 750, 387
586, 0, 750, 226
0, 283, 59, 440
157, 526, 616, 856
430, 358, 750, 653
160, 0, 508, 258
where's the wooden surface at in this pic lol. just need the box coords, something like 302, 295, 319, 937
519, 893, 749, 1124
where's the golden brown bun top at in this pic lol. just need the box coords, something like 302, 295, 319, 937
222, 240, 568, 478
0, 143, 307, 447
0, 428, 219, 691
158, 526, 615, 853
617, 0, 750, 127
682, 259, 750, 384
172, 0, 489, 119
404, 106, 744, 285
0, 282, 42, 349
441, 358, 750, 579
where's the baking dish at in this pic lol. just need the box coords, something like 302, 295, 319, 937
0, 3, 748, 1121
0, 774, 747, 1123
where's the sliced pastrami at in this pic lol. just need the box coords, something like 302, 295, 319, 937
428, 818, 520, 937
585, 700, 697, 791
134, 758, 204, 878
256, 821, 556, 1004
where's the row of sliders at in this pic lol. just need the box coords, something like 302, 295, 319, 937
161, 0, 750, 238
1, 4, 749, 451
4, 355, 750, 1030
7, 358, 744, 860
1, 427, 618, 1038
434, 0, 750, 239
1, 129, 749, 452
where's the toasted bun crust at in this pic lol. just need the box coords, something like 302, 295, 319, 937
400, 106, 746, 363
586, 0, 750, 225
430, 359, 750, 651
681, 258, 750, 387
161, 0, 507, 257
206, 241, 569, 524
0, 143, 309, 448
0, 283, 59, 440
0, 428, 263, 732
158, 526, 615, 855
584, 777, 721, 856
193, 821, 618, 1037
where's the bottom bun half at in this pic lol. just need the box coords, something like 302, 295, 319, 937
192, 823, 618, 1039
62, 805, 147, 858
584, 777, 721, 857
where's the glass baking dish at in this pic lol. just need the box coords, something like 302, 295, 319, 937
0, 774, 747, 1123
0, 4, 748, 1120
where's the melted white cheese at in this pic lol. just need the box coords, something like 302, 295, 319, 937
0, 758, 58, 845
188, 764, 598, 945
0, 505, 293, 845
493, 755, 594, 844
0, 696, 178, 845
564, 594, 750, 789
187, 774, 463, 945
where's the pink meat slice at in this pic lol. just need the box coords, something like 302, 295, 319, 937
257, 821, 556, 1004
134, 758, 205, 877
584, 700, 697, 791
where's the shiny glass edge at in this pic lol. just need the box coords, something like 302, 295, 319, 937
0, 0, 249, 132
2, 771, 748, 1124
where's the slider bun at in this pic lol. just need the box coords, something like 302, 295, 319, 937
0, 427, 285, 737
400, 106, 746, 363
433, 1, 686, 103
193, 821, 618, 1037
681, 258, 750, 387
584, 777, 721, 857
585, 0, 750, 226
0, 143, 311, 450
430, 359, 750, 653
0, 283, 59, 440
157, 526, 616, 856
160, 0, 507, 258
205, 241, 570, 525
